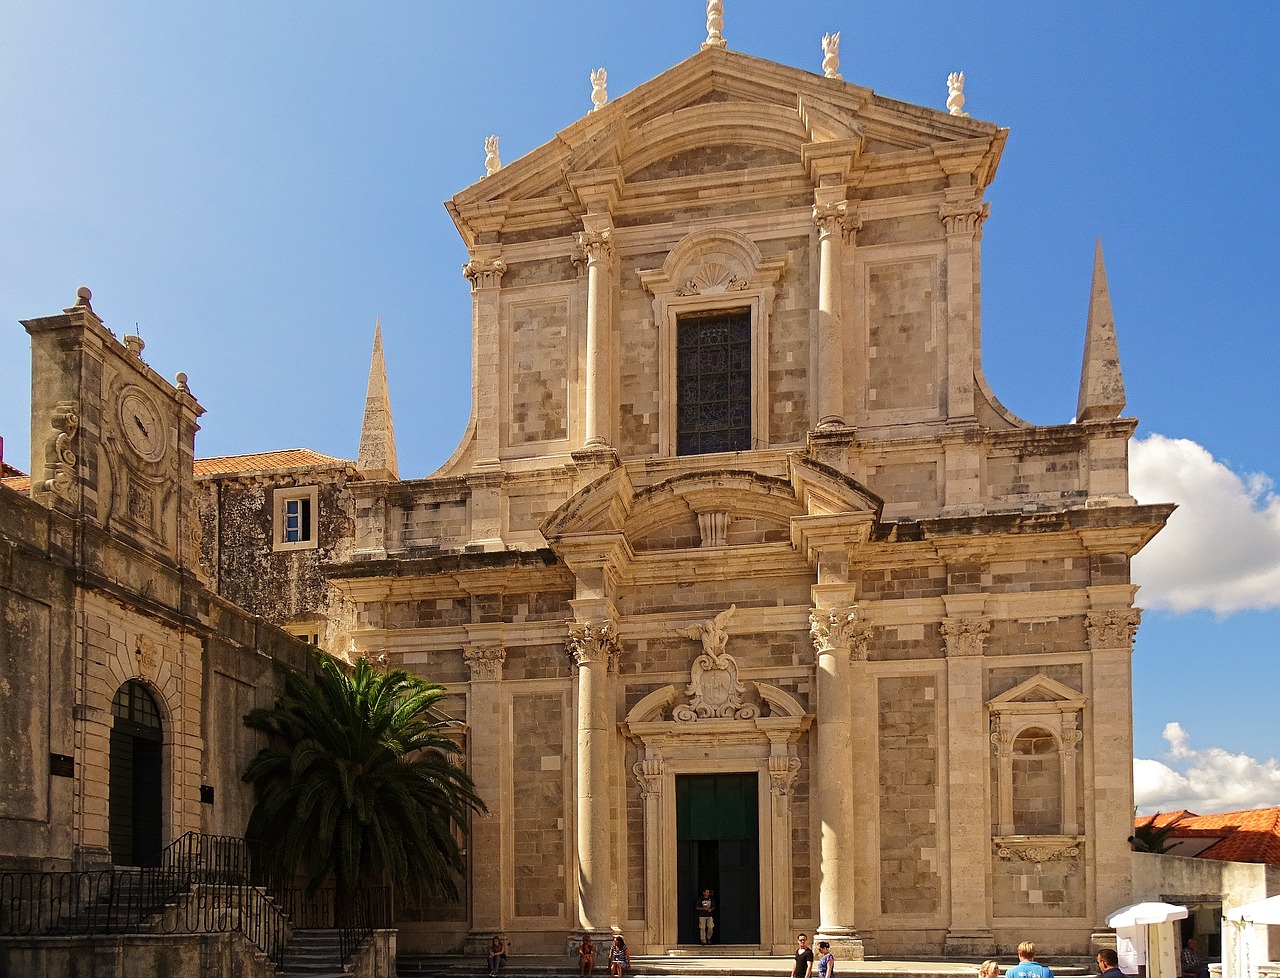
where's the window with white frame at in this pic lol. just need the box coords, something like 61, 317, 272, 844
273, 485, 319, 552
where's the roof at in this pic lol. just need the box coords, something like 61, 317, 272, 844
1137, 807, 1280, 866
1, 475, 30, 492
194, 448, 355, 478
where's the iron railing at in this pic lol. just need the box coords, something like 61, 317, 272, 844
0, 833, 388, 967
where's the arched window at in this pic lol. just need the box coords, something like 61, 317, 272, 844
1011, 726, 1062, 836
109, 680, 164, 866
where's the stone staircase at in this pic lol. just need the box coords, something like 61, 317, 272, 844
278, 928, 350, 978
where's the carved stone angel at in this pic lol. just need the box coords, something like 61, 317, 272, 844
673, 605, 759, 721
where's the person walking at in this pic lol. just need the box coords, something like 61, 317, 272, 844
816, 940, 835, 978
791, 934, 815, 978
1006, 941, 1053, 978
697, 889, 716, 945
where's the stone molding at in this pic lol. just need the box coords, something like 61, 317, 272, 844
809, 605, 870, 662
566, 619, 620, 671
939, 197, 990, 235
1086, 608, 1141, 649
993, 835, 1084, 867
463, 644, 507, 682
940, 617, 991, 657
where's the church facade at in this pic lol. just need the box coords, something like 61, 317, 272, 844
320, 40, 1171, 957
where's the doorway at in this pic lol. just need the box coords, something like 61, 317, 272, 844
675, 772, 760, 945
109, 680, 164, 866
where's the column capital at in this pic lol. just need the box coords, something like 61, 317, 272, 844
939, 195, 990, 236
632, 757, 664, 799
573, 228, 614, 268
566, 619, 621, 670
809, 605, 870, 662
462, 256, 507, 291
464, 645, 507, 682
940, 617, 991, 657
768, 755, 802, 797
1086, 608, 1141, 650
812, 200, 860, 243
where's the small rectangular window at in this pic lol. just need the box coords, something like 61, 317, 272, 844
676, 307, 752, 456
274, 486, 319, 552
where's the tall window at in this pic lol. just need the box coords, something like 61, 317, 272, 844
676, 308, 751, 455
1012, 726, 1063, 835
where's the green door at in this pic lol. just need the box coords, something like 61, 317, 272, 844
675, 773, 760, 945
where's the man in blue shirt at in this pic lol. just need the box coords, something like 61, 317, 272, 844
1006, 942, 1054, 978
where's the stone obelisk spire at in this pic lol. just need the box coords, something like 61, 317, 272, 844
1076, 239, 1126, 422
357, 318, 399, 480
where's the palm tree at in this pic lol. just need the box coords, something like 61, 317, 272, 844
242, 651, 486, 904
1129, 812, 1178, 854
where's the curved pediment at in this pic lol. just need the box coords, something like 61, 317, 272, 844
623, 102, 807, 181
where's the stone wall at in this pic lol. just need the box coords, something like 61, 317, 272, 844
511, 691, 568, 920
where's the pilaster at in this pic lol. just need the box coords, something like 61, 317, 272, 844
464, 641, 508, 940
939, 189, 989, 423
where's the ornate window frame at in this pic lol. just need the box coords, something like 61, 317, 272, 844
639, 229, 787, 457
987, 673, 1086, 865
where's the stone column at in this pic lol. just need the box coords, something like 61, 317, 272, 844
940, 598, 994, 956
462, 253, 507, 468
578, 228, 614, 449
808, 598, 866, 959
464, 644, 507, 945
566, 618, 620, 934
812, 196, 857, 429
938, 192, 988, 423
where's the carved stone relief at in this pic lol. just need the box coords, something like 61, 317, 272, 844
673, 605, 759, 720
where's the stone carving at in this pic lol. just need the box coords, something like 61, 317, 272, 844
939, 197, 990, 235
632, 757, 663, 799
697, 511, 727, 547
702, 0, 726, 49
821, 32, 841, 80
464, 645, 507, 681
462, 257, 507, 291
809, 606, 870, 662
812, 200, 860, 243
175, 371, 191, 395
674, 606, 759, 721
946, 71, 969, 117
43, 400, 80, 494
575, 228, 613, 265
135, 637, 159, 677
941, 617, 991, 657
989, 715, 1015, 757
1086, 609, 1141, 649
769, 755, 802, 797
566, 619, 621, 670
484, 134, 501, 175
675, 261, 748, 296
123, 334, 145, 358
994, 838, 1081, 866
590, 68, 608, 111
128, 481, 156, 528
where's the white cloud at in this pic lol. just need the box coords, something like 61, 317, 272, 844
1130, 434, 1280, 614
1134, 722, 1280, 814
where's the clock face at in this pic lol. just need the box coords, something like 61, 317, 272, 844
118, 388, 167, 463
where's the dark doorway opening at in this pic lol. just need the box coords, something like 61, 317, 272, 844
675, 772, 760, 945
109, 680, 164, 866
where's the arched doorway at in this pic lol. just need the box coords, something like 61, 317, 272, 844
109, 680, 164, 866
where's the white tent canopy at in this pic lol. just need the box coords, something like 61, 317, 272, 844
1228, 895, 1280, 925
1108, 902, 1191, 928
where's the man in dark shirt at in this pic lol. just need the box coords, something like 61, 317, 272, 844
1181, 938, 1210, 978
1097, 948, 1124, 978
792, 933, 815, 978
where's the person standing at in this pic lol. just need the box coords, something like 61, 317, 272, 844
697, 889, 716, 945
1006, 941, 1054, 978
1097, 948, 1124, 978
979, 961, 1001, 978
792, 934, 815, 978
816, 940, 835, 978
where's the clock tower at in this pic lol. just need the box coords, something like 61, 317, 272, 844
22, 287, 205, 573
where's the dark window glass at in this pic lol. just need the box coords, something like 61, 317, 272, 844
676, 308, 751, 455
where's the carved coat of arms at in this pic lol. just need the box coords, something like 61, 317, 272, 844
673, 605, 759, 721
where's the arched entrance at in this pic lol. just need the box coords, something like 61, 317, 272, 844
109, 680, 164, 866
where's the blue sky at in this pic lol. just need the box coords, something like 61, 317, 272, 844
3, 3, 1277, 812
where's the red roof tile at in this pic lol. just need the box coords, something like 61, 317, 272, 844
1, 476, 30, 492
194, 448, 353, 477
1136, 807, 1280, 866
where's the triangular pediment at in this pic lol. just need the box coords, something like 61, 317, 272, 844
448, 48, 1005, 245
988, 673, 1086, 710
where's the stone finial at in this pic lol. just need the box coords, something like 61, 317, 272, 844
74, 286, 93, 310
123, 334, 145, 358
1076, 239, 1126, 422
175, 372, 190, 394
484, 135, 501, 176
946, 71, 969, 117
356, 317, 399, 481
702, 0, 726, 49
590, 67, 608, 111
821, 32, 842, 80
